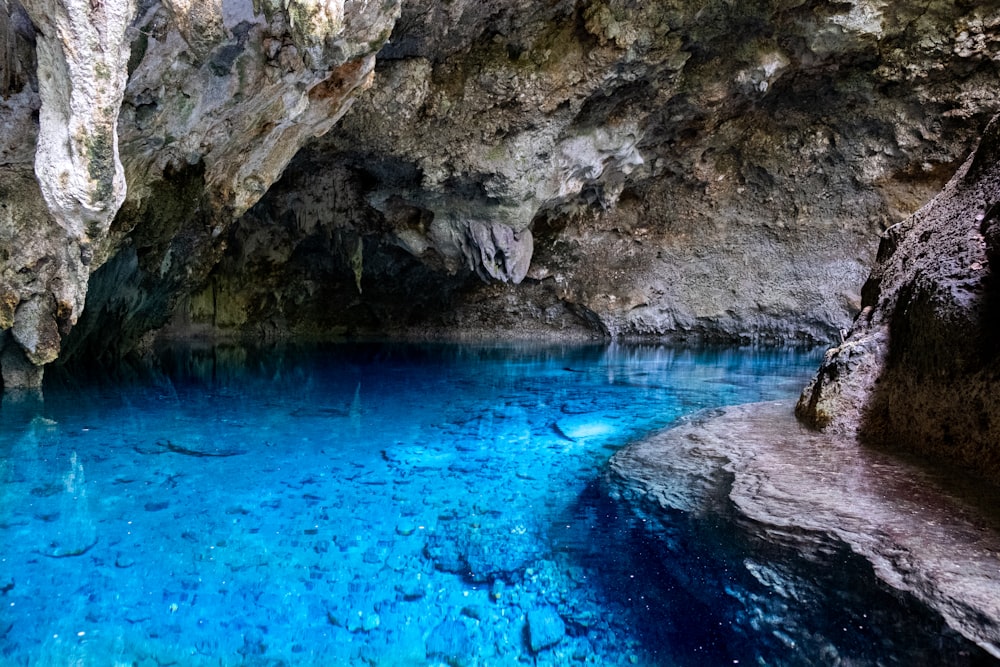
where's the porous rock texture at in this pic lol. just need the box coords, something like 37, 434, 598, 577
3, 0, 1000, 384
797, 113, 1000, 482
1, 0, 399, 383
172, 0, 1000, 344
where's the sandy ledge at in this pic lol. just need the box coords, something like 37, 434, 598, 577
607, 400, 1000, 657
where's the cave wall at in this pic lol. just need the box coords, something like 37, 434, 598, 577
3, 0, 1000, 384
797, 114, 1000, 482
0, 0, 400, 385
168, 0, 1000, 344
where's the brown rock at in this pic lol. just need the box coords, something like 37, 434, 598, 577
797, 114, 1000, 481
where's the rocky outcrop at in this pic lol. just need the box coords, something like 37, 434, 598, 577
23, 0, 134, 243
1, 0, 399, 385
796, 114, 1000, 481
607, 401, 1000, 660
4, 0, 1000, 383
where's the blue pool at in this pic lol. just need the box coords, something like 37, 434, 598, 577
0, 343, 989, 665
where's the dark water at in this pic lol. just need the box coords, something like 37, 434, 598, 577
0, 342, 990, 665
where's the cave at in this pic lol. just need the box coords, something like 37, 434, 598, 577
3, 0, 1000, 664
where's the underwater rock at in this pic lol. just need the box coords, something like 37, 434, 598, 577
425, 514, 543, 583
425, 619, 473, 667
609, 400, 1000, 658
526, 607, 565, 652
554, 414, 617, 441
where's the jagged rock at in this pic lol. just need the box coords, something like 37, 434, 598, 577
461, 220, 533, 284
166, 0, 1000, 344
0, 0, 399, 386
796, 113, 1000, 481
4, 0, 1000, 380
0, 338, 43, 389
425, 514, 542, 583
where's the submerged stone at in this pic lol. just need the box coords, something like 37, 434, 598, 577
527, 607, 565, 652
426, 619, 473, 667
553, 414, 618, 441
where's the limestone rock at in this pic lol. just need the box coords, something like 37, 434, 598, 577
6, 0, 1000, 379
425, 619, 472, 667
608, 401, 1000, 658
21, 0, 134, 242
796, 113, 1000, 481
172, 0, 1000, 344
0, 0, 399, 386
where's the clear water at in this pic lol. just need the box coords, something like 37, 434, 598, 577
0, 343, 988, 666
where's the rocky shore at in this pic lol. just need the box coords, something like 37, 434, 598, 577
607, 400, 1000, 660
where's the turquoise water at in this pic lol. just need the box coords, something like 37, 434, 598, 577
0, 343, 988, 665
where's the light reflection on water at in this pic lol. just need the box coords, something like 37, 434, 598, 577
0, 342, 984, 665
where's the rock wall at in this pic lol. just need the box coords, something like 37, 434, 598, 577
1, 0, 399, 384
797, 114, 1000, 481
4, 0, 1000, 384
169, 0, 1000, 344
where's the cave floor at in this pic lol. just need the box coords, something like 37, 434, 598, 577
610, 400, 1000, 662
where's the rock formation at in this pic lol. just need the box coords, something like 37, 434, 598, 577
172, 0, 1000, 344
1, 0, 400, 385
797, 113, 1000, 481
3, 0, 1000, 386
607, 401, 1000, 659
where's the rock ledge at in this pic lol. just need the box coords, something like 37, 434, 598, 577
607, 400, 1000, 657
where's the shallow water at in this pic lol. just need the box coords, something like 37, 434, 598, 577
0, 343, 984, 665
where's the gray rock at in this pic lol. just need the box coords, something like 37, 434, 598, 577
609, 400, 1000, 658
5, 0, 1000, 379
796, 114, 1000, 481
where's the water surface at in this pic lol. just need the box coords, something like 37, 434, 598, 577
0, 343, 982, 665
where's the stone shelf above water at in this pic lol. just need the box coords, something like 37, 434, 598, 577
607, 400, 1000, 659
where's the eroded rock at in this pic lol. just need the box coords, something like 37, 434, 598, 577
0, 0, 400, 386
526, 607, 565, 652
5, 0, 1000, 382
796, 114, 1000, 480
21, 0, 134, 242
173, 0, 1000, 344
608, 401, 1000, 658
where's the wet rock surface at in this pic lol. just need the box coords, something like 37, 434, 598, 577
797, 113, 1000, 481
608, 400, 1000, 660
